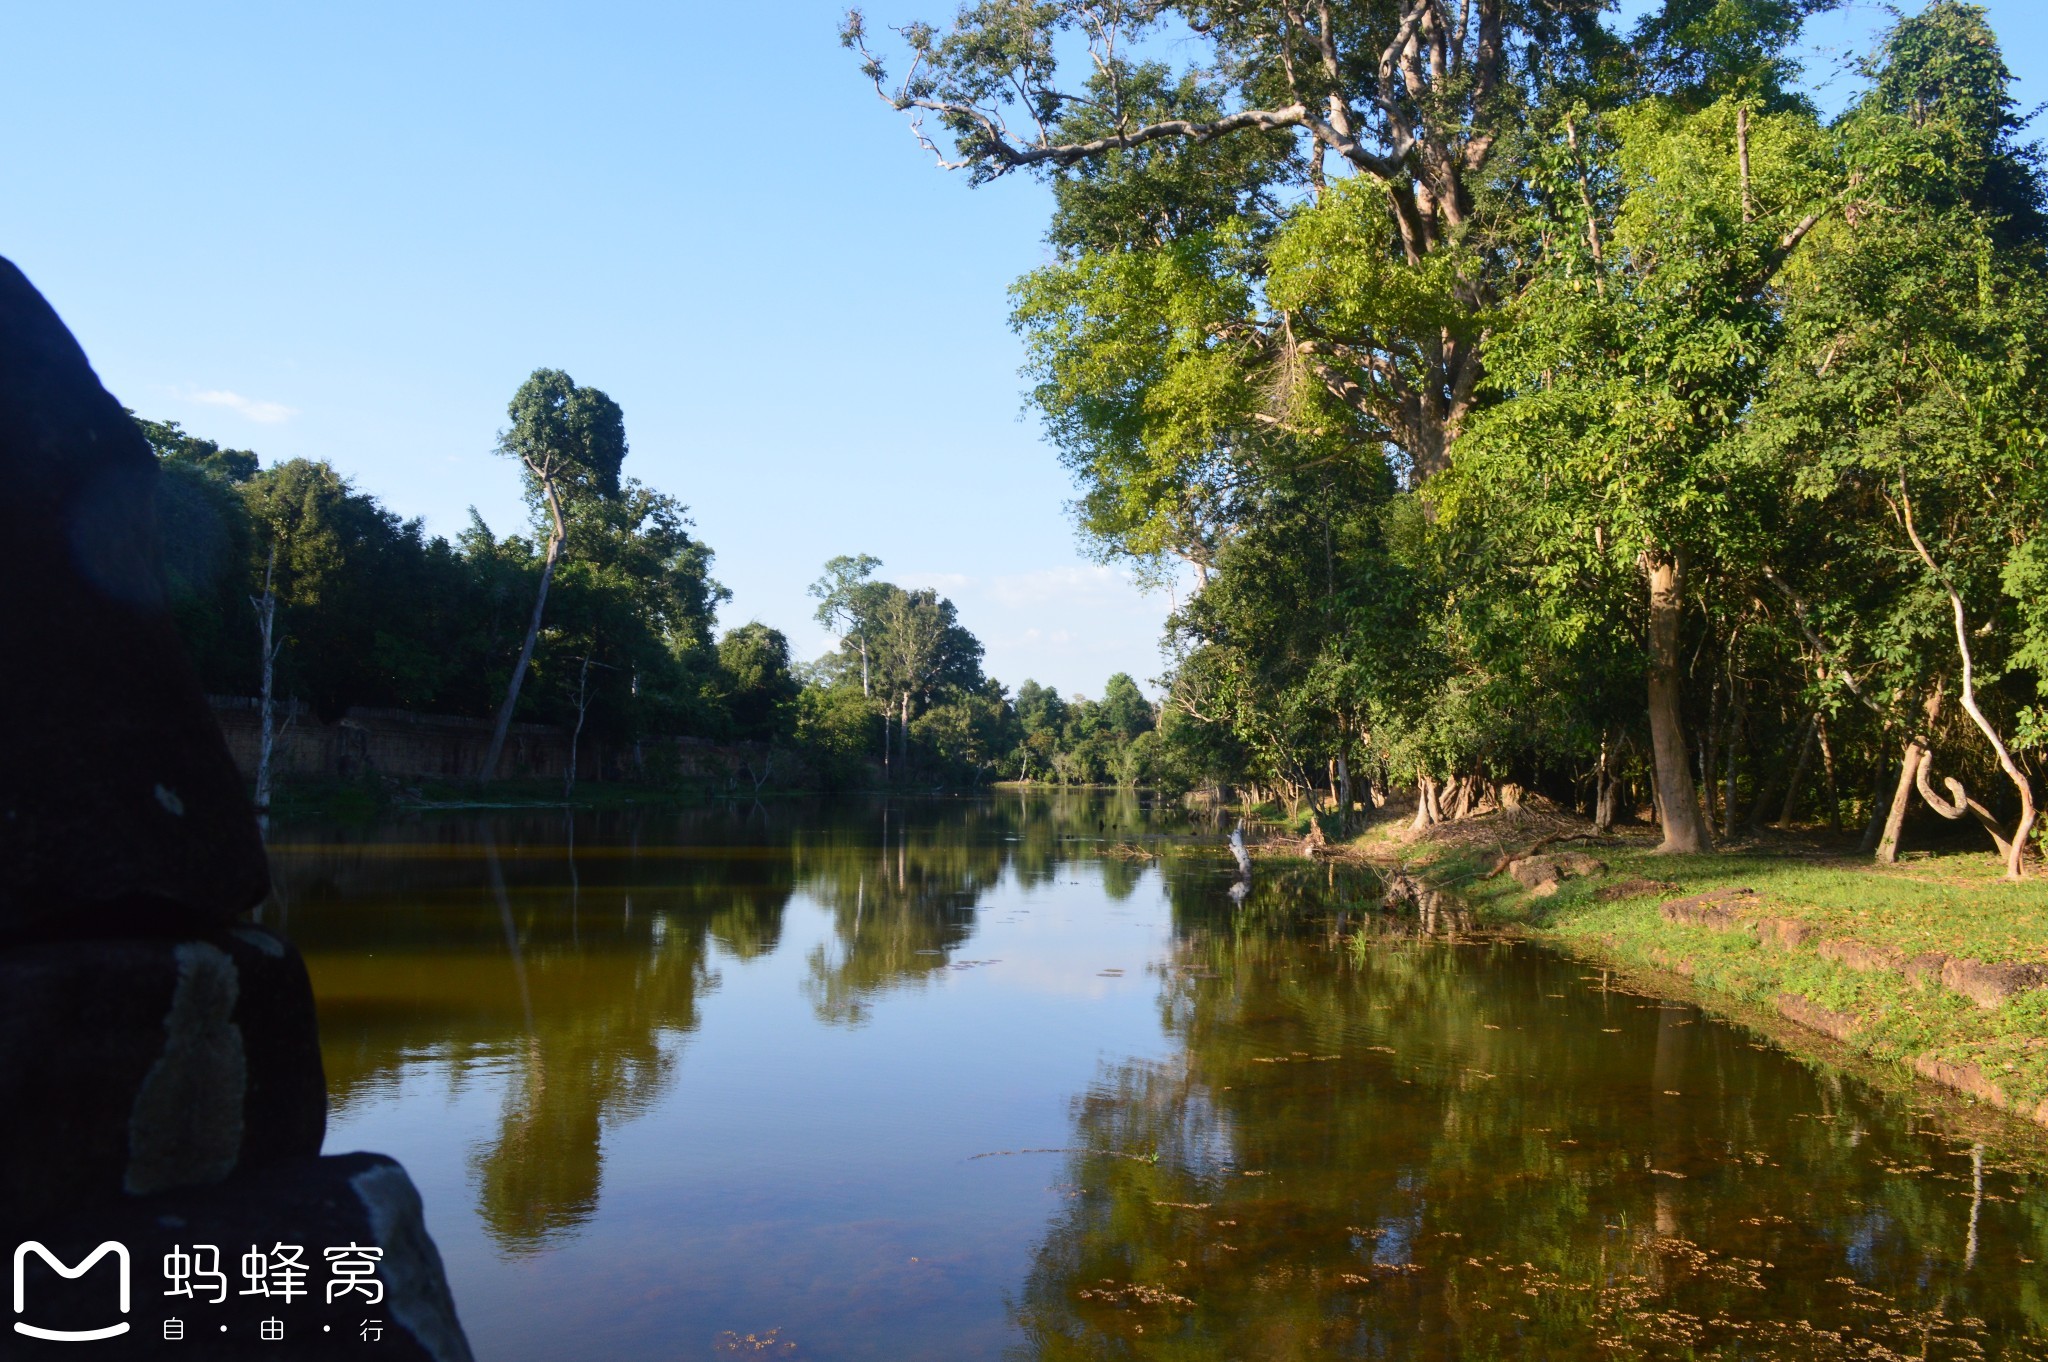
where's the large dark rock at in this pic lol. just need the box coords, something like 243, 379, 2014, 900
0, 928, 326, 1230
9, 1153, 472, 1360
0, 255, 266, 935
0, 259, 469, 1362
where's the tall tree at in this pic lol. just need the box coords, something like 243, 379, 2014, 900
873, 586, 985, 770
1454, 97, 1834, 851
1753, 2, 2048, 874
846, 0, 1616, 485
809, 553, 885, 698
481, 368, 628, 780
718, 623, 801, 743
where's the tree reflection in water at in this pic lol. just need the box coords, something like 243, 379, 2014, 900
274, 794, 1181, 1254
273, 800, 2047, 1357
1009, 865, 2048, 1361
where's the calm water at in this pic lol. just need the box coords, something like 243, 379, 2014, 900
269, 794, 2048, 1361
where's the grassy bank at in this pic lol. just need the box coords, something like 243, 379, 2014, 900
1348, 810, 2048, 1135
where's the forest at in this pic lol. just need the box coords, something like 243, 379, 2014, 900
155, 0, 2048, 877
843, 0, 2048, 874
149, 375, 1164, 790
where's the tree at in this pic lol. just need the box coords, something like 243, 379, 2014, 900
135, 414, 259, 484
1751, 4, 2048, 874
240, 458, 440, 721
810, 554, 885, 697
855, 0, 1858, 835
847, 0, 1600, 486
872, 586, 985, 774
718, 623, 800, 743
1098, 673, 1154, 742
147, 420, 258, 695
1452, 97, 1834, 851
481, 369, 628, 780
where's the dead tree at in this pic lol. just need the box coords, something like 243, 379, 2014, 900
250, 542, 283, 816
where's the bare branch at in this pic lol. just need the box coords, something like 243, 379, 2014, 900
1762, 566, 1884, 717
1914, 761, 2015, 858
914, 95, 1314, 172
1895, 475, 2038, 878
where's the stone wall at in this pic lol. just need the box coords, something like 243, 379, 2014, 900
208, 697, 815, 788
209, 698, 591, 782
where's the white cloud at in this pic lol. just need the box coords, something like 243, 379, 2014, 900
987, 564, 1141, 610
185, 388, 298, 424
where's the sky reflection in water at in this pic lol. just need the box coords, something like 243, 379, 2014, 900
271, 795, 2048, 1361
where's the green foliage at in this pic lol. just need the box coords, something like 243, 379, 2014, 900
1007, 672, 1163, 787
793, 682, 881, 788
893, 0, 2048, 852
140, 412, 731, 756
716, 623, 799, 743
1630, 0, 1836, 109
499, 368, 627, 517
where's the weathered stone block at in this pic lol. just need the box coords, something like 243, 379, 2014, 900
1902, 952, 1950, 987
1940, 957, 2048, 1009
1776, 992, 1859, 1042
0, 255, 267, 935
1554, 852, 1608, 878
1817, 938, 1906, 974
1509, 856, 1563, 890
1658, 890, 1756, 933
1596, 876, 1676, 902
10, 1152, 471, 1360
1758, 917, 1816, 950
1912, 1053, 2010, 1108
0, 928, 324, 1229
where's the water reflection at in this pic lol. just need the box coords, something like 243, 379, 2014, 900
275, 795, 1182, 1254
1015, 869, 2048, 1360
796, 816, 1002, 1026
272, 796, 2048, 1359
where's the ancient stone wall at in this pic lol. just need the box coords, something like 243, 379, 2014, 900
209, 698, 589, 782
208, 697, 815, 789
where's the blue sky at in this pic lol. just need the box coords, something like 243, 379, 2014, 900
2, 2, 2040, 698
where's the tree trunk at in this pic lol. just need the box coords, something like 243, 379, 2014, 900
881, 704, 892, 783
1721, 678, 1744, 839
1875, 737, 1927, 864
1644, 552, 1713, 853
1449, 775, 1478, 820
252, 543, 280, 817
1410, 775, 1436, 832
482, 482, 566, 782
1899, 488, 2038, 878
900, 691, 911, 770
1771, 714, 1819, 828
1334, 754, 1352, 834
1701, 676, 1723, 832
1914, 755, 2015, 860
1817, 717, 1841, 834
1878, 685, 1944, 863
1594, 733, 1618, 834
565, 655, 593, 801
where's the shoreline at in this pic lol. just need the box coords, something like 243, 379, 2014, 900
1324, 808, 2048, 1142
